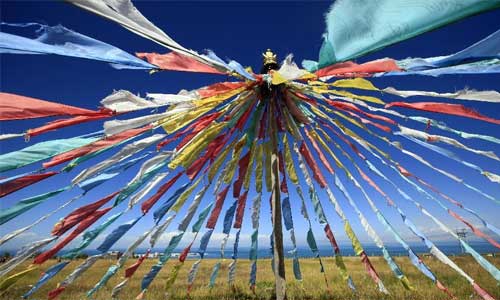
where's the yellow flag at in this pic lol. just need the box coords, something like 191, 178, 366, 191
243, 143, 256, 191
271, 71, 289, 85
255, 143, 264, 193
330, 89, 385, 105
161, 105, 216, 134
208, 138, 237, 182
168, 122, 227, 169
309, 104, 330, 120
344, 221, 364, 256
264, 141, 272, 192
332, 78, 378, 91
283, 134, 298, 184
223, 135, 247, 184
0, 266, 38, 293
192, 87, 247, 108
171, 177, 202, 212
165, 262, 183, 291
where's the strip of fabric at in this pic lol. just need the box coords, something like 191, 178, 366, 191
109, 215, 175, 299
0, 187, 69, 225
72, 134, 165, 185
136, 52, 225, 74
326, 123, 495, 298
0, 136, 98, 172
0, 195, 79, 246
0, 237, 56, 278
386, 101, 500, 125
138, 180, 211, 298
0, 92, 101, 121
290, 140, 356, 291
164, 200, 213, 293
0, 22, 156, 69
0, 171, 58, 197
310, 0, 500, 67
67, 0, 230, 72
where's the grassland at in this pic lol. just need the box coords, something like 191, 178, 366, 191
1, 255, 499, 300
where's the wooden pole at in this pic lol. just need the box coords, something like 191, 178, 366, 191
270, 103, 287, 300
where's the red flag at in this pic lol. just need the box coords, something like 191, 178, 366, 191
206, 185, 230, 229
304, 128, 335, 174
136, 52, 225, 75
289, 91, 319, 106
179, 243, 193, 262
51, 191, 119, 236
321, 121, 366, 160
327, 100, 396, 125
233, 152, 251, 198
43, 126, 152, 169
0, 92, 97, 121
48, 286, 66, 300
299, 141, 327, 188
141, 172, 183, 214
0, 171, 58, 198
356, 167, 395, 206
386, 102, 500, 125
198, 82, 248, 99
125, 249, 150, 278
278, 152, 288, 194
235, 102, 256, 131
35, 207, 112, 264
316, 58, 401, 78
233, 191, 248, 229
27, 111, 114, 138
323, 224, 340, 253
448, 210, 500, 249
472, 282, 495, 300
360, 251, 385, 290
258, 106, 268, 140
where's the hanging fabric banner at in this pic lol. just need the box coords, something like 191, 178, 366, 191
51, 191, 118, 236
34, 207, 112, 264
0, 92, 100, 121
137, 52, 225, 74
22, 261, 70, 299
47, 254, 102, 300
0, 171, 58, 197
383, 87, 500, 103
0, 22, 156, 69
43, 126, 152, 168
0, 237, 56, 278
110, 215, 175, 299
0, 187, 69, 225
67, 0, 230, 72
308, 0, 500, 68
386, 101, 500, 125
141, 172, 183, 214
0, 136, 98, 172
72, 134, 165, 185
0, 195, 79, 247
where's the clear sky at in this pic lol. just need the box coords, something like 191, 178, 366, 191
1, 1, 499, 254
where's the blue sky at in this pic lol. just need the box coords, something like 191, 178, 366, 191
1, 1, 499, 254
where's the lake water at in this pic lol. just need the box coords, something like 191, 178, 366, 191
66, 242, 498, 259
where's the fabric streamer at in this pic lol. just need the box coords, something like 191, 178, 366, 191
306, 0, 500, 68
0, 135, 98, 172
0, 187, 69, 225
0, 171, 58, 197
2, 2, 500, 299
0, 22, 156, 69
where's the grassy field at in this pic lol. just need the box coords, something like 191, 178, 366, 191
2, 255, 499, 300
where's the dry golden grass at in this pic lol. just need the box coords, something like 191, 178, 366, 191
1, 255, 499, 300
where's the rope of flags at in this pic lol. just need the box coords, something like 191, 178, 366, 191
1, 1, 499, 299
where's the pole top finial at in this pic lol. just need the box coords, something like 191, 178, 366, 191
263, 49, 277, 66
